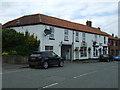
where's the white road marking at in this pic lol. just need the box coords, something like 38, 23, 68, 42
73, 71, 98, 79
42, 83, 58, 88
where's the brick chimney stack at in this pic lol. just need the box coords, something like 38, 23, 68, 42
98, 27, 101, 30
86, 20, 92, 27
112, 34, 114, 37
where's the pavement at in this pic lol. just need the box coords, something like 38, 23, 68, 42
2, 63, 29, 71
2, 59, 99, 71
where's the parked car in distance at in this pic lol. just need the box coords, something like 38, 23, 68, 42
113, 56, 120, 61
99, 54, 113, 62
28, 51, 64, 69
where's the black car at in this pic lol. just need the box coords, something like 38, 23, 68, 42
99, 54, 113, 62
28, 51, 64, 69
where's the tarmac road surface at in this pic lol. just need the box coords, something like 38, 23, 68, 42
2, 61, 119, 89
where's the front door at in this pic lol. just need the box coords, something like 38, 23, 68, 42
88, 51, 91, 59
61, 45, 71, 60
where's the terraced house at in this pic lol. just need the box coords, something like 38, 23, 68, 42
107, 34, 120, 56
3, 14, 109, 60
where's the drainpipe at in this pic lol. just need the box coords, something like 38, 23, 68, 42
72, 30, 75, 61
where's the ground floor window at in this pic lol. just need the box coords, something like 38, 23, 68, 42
103, 47, 107, 55
45, 46, 53, 51
75, 47, 79, 59
80, 47, 87, 57
93, 47, 98, 57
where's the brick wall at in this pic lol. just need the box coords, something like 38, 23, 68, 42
2, 55, 28, 64
108, 39, 120, 56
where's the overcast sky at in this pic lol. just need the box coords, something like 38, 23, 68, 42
0, 0, 119, 37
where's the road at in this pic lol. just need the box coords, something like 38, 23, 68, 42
2, 61, 118, 89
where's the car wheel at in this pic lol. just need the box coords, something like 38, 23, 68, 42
107, 59, 110, 62
43, 62, 49, 69
58, 61, 64, 67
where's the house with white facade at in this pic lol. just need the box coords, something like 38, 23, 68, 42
3, 14, 109, 60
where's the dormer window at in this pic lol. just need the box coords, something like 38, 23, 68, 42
64, 29, 69, 41
49, 26, 55, 40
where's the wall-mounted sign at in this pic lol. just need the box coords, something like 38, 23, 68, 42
44, 29, 51, 36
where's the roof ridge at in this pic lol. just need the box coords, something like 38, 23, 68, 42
39, 13, 103, 31
3, 13, 109, 36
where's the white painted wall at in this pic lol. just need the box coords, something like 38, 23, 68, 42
11, 24, 108, 60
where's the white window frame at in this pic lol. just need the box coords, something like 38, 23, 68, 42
82, 32, 86, 41
95, 35, 97, 41
45, 46, 53, 51
64, 29, 69, 41
80, 47, 87, 57
75, 31, 79, 42
104, 36, 106, 44
49, 26, 55, 40
93, 47, 98, 57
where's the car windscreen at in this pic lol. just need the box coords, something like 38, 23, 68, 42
30, 52, 48, 57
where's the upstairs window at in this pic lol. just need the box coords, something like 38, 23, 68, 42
49, 26, 55, 40
111, 41, 114, 46
95, 35, 97, 41
104, 37, 106, 44
75, 31, 79, 42
82, 32, 86, 41
116, 42, 118, 46
64, 29, 69, 41
99, 35, 101, 38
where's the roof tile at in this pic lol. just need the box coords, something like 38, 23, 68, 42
3, 13, 108, 36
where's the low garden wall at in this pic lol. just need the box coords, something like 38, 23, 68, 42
2, 55, 28, 64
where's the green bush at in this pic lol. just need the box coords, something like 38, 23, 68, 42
2, 52, 9, 55
2, 28, 40, 56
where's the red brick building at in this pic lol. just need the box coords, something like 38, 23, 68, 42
108, 34, 120, 56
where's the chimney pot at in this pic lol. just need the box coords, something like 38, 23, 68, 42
112, 34, 114, 37
98, 27, 100, 30
86, 20, 92, 27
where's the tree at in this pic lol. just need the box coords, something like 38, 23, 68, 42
2, 28, 40, 55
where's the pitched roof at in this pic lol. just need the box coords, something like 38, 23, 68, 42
3, 13, 108, 36
101, 31, 117, 40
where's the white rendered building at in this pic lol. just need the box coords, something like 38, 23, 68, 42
3, 14, 108, 60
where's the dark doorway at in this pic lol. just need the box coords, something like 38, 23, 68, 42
61, 45, 72, 60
